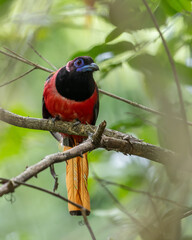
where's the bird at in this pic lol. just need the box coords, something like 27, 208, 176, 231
42, 56, 99, 216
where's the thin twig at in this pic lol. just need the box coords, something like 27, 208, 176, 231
0, 49, 53, 73
0, 178, 96, 240
0, 67, 36, 88
96, 178, 189, 209
182, 209, 192, 219
28, 43, 58, 70
99, 90, 192, 126
148, 197, 165, 239
4, 47, 28, 58
95, 175, 152, 235
99, 89, 164, 116
142, 0, 191, 151
0, 177, 83, 209
81, 210, 96, 240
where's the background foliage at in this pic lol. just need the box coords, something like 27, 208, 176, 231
0, 0, 192, 239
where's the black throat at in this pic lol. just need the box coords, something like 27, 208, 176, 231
55, 67, 96, 101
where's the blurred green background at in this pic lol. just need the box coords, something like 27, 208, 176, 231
1, 0, 192, 239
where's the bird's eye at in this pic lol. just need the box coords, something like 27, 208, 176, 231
74, 58, 84, 68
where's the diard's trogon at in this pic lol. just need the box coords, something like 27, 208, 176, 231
42, 56, 99, 216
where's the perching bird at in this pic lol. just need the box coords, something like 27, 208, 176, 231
42, 56, 99, 216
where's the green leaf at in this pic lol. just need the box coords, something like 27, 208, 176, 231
105, 27, 124, 43
128, 53, 168, 78
162, 0, 191, 15
129, 53, 192, 86
175, 62, 192, 85
107, 0, 165, 31
71, 41, 135, 61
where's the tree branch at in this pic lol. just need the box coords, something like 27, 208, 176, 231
0, 140, 95, 197
0, 105, 179, 198
0, 107, 175, 164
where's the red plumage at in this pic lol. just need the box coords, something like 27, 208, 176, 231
42, 56, 99, 215
43, 68, 98, 125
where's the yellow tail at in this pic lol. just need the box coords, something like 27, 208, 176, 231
64, 146, 90, 216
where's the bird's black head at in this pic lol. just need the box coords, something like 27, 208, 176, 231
55, 56, 99, 101
66, 56, 99, 73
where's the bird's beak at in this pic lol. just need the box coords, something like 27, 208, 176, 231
76, 63, 99, 72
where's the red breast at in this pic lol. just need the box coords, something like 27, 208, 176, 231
43, 68, 98, 124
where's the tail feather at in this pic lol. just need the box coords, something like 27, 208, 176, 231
64, 145, 90, 216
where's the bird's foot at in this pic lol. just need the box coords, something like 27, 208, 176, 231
51, 115, 61, 123
72, 119, 81, 127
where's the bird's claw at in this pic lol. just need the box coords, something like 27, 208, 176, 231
51, 115, 60, 123
72, 119, 81, 127
87, 131, 93, 139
